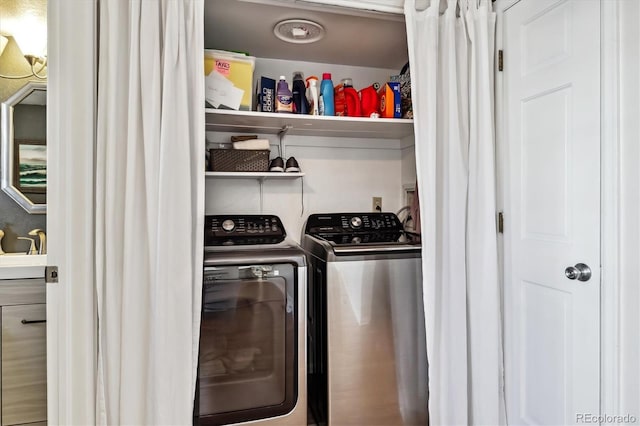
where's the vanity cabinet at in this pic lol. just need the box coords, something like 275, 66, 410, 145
0, 278, 46, 426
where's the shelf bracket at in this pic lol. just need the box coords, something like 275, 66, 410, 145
278, 124, 292, 159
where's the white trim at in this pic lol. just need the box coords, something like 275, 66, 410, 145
298, 0, 404, 15
236, 0, 405, 20
47, 0, 97, 424
493, 1, 516, 423
600, 0, 622, 417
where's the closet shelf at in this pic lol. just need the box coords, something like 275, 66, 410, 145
205, 171, 305, 182
205, 108, 414, 139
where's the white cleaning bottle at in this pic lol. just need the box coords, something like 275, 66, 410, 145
306, 76, 319, 115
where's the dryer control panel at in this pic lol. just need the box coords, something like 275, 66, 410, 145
304, 212, 416, 246
305, 212, 402, 234
205, 215, 286, 246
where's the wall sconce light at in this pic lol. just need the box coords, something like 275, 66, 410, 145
0, 16, 47, 80
0, 35, 47, 79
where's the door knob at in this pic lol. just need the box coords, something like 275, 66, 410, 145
565, 263, 592, 282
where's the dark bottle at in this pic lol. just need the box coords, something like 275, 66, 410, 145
292, 71, 309, 114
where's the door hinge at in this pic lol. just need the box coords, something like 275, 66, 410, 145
498, 50, 504, 72
45, 265, 59, 284
497, 212, 504, 234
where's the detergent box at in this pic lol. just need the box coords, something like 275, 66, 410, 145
204, 49, 255, 110
378, 82, 401, 118
256, 76, 276, 112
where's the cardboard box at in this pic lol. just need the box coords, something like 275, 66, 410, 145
378, 82, 401, 118
204, 49, 255, 110
256, 76, 276, 112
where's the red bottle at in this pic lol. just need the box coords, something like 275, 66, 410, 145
359, 82, 380, 118
343, 79, 361, 117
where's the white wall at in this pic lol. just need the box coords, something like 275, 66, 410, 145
401, 135, 415, 179
401, 134, 416, 198
618, 0, 640, 416
205, 132, 407, 242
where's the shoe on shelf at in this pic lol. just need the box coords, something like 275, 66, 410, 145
285, 157, 301, 172
269, 156, 285, 172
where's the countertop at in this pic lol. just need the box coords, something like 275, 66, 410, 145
0, 255, 47, 280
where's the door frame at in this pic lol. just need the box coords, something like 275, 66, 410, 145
47, 0, 97, 424
494, 0, 621, 419
599, 0, 622, 417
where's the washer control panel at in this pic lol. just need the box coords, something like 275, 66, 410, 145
205, 215, 286, 246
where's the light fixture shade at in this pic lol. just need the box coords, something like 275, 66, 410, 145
12, 31, 46, 59
9, 14, 47, 59
0, 36, 7, 57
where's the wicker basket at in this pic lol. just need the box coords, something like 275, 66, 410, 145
209, 149, 270, 172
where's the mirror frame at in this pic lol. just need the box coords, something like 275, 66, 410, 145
1, 81, 47, 214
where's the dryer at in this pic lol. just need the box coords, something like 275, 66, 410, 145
195, 215, 306, 426
303, 212, 428, 426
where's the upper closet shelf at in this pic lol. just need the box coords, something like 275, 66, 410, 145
205, 108, 414, 139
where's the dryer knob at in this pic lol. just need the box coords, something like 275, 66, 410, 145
350, 216, 363, 229
222, 219, 235, 232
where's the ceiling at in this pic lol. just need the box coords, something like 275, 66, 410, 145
204, 0, 409, 70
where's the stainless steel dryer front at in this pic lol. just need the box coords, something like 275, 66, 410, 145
303, 212, 428, 426
195, 215, 306, 426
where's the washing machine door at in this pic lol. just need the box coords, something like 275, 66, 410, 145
197, 263, 297, 425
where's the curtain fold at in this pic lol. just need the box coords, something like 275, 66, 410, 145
95, 1, 205, 424
405, 0, 505, 424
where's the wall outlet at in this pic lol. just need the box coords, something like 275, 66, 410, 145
372, 197, 382, 212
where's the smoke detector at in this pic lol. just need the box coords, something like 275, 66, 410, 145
273, 19, 325, 44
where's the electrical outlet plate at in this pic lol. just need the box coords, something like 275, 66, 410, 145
372, 197, 382, 212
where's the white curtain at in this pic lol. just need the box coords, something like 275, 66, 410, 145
404, 0, 505, 424
95, 1, 204, 424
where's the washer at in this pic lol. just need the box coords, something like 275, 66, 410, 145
303, 212, 428, 426
195, 215, 306, 426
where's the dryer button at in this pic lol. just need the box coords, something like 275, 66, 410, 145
221, 219, 235, 232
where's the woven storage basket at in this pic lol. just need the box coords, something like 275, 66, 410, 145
209, 149, 270, 172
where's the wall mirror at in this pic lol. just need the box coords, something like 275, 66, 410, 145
1, 82, 47, 214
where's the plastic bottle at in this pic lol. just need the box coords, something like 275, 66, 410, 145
276, 76, 293, 113
306, 76, 320, 115
319, 73, 335, 116
342, 78, 361, 117
334, 79, 347, 116
292, 71, 308, 114
359, 82, 380, 118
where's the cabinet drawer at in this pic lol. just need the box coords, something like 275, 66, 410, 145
0, 279, 45, 306
2, 304, 47, 426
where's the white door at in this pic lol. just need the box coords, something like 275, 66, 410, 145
503, 0, 600, 425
